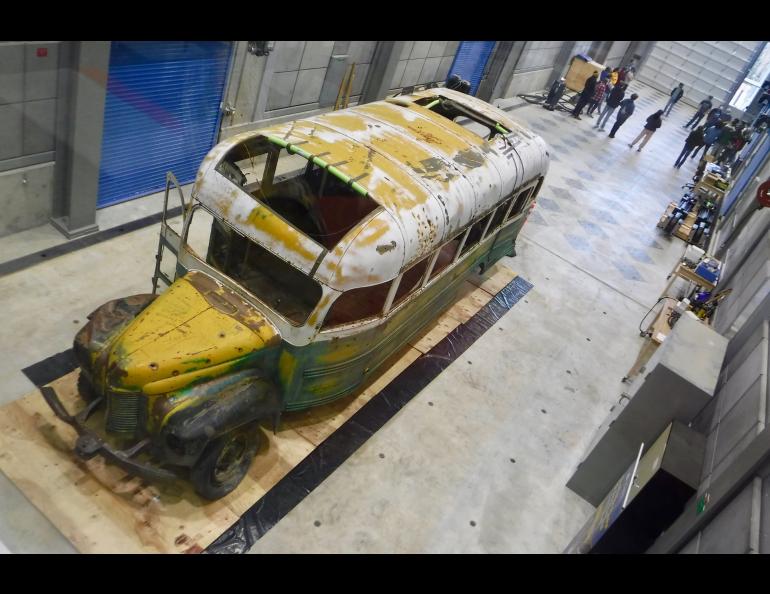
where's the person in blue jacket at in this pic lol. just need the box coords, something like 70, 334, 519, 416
608, 94, 639, 138
684, 96, 713, 129
690, 122, 723, 160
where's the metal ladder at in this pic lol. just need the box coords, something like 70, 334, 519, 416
151, 172, 187, 294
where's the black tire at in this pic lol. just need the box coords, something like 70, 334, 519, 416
190, 425, 261, 500
77, 372, 98, 403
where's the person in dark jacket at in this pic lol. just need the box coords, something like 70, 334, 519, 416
674, 126, 705, 168
572, 71, 599, 119
608, 93, 638, 138
719, 121, 747, 166
629, 110, 664, 151
663, 83, 685, 116
704, 106, 722, 127
713, 120, 737, 161
691, 122, 723, 160
684, 96, 713, 129
595, 83, 626, 130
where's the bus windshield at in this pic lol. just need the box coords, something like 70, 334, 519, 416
185, 205, 322, 326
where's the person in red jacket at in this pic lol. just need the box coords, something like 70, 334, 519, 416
587, 78, 610, 117
628, 110, 663, 151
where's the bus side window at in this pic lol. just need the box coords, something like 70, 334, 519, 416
322, 282, 391, 329
391, 256, 431, 308
460, 211, 494, 256
509, 187, 533, 219
428, 233, 464, 281
488, 197, 513, 231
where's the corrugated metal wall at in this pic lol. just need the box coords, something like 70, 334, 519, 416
96, 41, 232, 208
637, 41, 763, 108
446, 41, 496, 95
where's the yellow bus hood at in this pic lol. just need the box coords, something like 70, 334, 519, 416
104, 271, 279, 394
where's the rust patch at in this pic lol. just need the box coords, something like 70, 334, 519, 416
185, 271, 280, 343
376, 241, 397, 254
453, 149, 485, 169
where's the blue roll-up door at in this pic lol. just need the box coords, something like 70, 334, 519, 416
447, 41, 496, 95
97, 41, 232, 208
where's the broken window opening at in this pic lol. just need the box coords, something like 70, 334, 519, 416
322, 282, 392, 329
460, 211, 494, 256
216, 137, 381, 250
392, 256, 431, 308
489, 198, 513, 231
414, 96, 509, 141
185, 205, 322, 326
509, 187, 534, 219
428, 233, 463, 281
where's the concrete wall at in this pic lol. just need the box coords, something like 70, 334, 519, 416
220, 41, 378, 138
389, 41, 459, 91
0, 41, 60, 237
637, 41, 763, 109
0, 163, 54, 236
502, 41, 568, 98
605, 41, 632, 68
651, 137, 770, 554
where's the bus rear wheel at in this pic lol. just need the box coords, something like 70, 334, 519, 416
190, 424, 261, 500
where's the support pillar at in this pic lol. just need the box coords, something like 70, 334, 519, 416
50, 41, 111, 239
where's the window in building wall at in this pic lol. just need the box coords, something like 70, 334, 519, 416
730, 42, 770, 111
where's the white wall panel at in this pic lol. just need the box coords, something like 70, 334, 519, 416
638, 41, 763, 108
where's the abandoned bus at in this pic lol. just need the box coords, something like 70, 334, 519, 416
43, 87, 550, 499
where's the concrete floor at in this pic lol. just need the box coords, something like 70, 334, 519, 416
0, 81, 700, 553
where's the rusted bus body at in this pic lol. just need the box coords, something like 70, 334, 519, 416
45, 87, 549, 498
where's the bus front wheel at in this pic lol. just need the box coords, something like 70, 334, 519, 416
190, 424, 261, 500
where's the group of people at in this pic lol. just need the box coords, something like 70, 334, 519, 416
674, 113, 753, 169
570, 68, 643, 142
563, 70, 755, 165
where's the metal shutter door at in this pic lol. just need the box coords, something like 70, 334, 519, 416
447, 41, 495, 95
97, 41, 232, 208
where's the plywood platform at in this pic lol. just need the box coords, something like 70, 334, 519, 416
0, 265, 518, 554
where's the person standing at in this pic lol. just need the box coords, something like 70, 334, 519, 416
663, 83, 685, 117
595, 82, 626, 131
674, 125, 705, 168
587, 77, 610, 117
691, 121, 723, 160
572, 71, 599, 120
704, 105, 722, 128
683, 96, 713, 129
628, 109, 664, 151
719, 121, 747, 166
600, 67, 612, 82
610, 68, 620, 86
713, 119, 737, 161
608, 93, 639, 138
